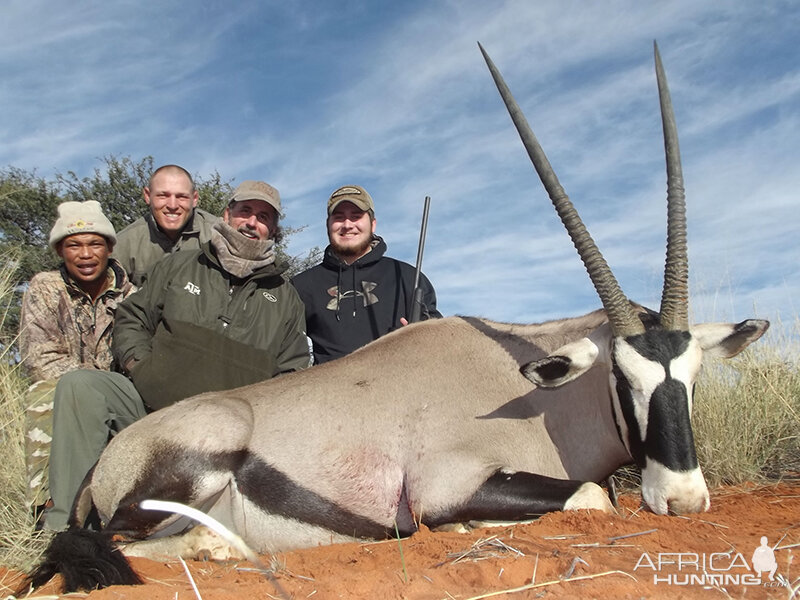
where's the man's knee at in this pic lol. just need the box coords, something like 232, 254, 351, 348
53, 370, 118, 418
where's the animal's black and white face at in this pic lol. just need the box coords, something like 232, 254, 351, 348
611, 329, 708, 514
609, 319, 769, 514
523, 318, 767, 514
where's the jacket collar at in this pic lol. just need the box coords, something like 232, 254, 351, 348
59, 258, 130, 300
145, 208, 200, 241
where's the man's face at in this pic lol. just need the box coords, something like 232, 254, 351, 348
144, 170, 198, 239
327, 201, 375, 261
223, 199, 277, 241
56, 233, 112, 288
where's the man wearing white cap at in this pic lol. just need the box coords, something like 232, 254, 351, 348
44, 180, 310, 530
19, 200, 135, 520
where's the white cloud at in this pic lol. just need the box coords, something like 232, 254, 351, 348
0, 0, 796, 338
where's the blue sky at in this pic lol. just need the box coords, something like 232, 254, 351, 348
2, 1, 798, 342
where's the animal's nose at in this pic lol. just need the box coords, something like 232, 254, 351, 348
667, 490, 710, 515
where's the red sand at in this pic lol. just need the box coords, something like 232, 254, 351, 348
4, 482, 798, 599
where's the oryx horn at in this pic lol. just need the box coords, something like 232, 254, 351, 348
654, 41, 689, 331
478, 42, 645, 337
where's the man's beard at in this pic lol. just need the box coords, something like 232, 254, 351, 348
331, 235, 372, 261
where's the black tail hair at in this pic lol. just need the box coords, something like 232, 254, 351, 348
20, 528, 142, 593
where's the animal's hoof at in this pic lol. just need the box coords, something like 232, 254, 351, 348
563, 482, 617, 514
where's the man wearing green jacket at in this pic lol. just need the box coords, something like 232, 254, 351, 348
45, 180, 310, 530
113, 164, 219, 286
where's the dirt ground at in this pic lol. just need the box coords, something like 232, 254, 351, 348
3, 482, 799, 600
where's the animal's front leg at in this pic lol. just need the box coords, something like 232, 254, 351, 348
428, 470, 614, 528
119, 525, 246, 561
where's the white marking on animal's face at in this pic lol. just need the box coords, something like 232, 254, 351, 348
613, 338, 666, 441
641, 457, 709, 515
668, 337, 703, 412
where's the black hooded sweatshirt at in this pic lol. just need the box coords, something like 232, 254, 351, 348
291, 236, 441, 364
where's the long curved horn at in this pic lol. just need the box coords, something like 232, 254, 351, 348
654, 42, 689, 330
478, 43, 644, 337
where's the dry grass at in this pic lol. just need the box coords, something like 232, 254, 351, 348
0, 251, 51, 571
694, 319, 800, 486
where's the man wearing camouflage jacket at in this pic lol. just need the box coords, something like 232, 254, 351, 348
19, 200, 135, 515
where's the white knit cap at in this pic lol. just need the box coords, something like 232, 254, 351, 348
48, 200, 117, 249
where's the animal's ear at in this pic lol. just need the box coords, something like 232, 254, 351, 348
691, 319, 770, 359
521, 337, 599, 388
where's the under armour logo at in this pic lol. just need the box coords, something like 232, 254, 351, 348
326, 281, 379, 311
184, 281, 201, 295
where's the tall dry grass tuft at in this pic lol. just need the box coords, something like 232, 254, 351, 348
694, 317, 800, 486
0, 251, 50, 570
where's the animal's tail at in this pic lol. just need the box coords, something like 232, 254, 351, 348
19, 527, 142, 594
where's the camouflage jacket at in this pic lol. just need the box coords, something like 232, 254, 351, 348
19, 259, 136, 382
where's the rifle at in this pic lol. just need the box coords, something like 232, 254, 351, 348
409, 195, 431, 323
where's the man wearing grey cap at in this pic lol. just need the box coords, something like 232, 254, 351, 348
292, 184, 441, 364
19, 201, 135, 520
45, 180, 310, 530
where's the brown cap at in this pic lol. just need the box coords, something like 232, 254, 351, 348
327, 185, 374, 215
228, 180, 281, 213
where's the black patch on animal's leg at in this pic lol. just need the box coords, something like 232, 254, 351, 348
236, 452, 392, 539
103, 444, 391, 541
427, 471, 584, 526
104, 443, 248, 537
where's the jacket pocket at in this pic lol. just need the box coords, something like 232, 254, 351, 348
130, 320, 276, 410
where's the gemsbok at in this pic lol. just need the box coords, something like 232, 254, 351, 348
26, 42, 768, 593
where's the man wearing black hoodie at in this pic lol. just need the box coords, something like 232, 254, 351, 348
292, 185, 441, 364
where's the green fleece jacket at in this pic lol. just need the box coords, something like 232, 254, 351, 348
113, 208, 219, 286
112, 242, 310, 410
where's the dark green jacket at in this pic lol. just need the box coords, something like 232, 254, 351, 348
112, 242, 310, 410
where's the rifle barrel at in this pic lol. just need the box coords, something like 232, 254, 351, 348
410, 196, 431, 323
